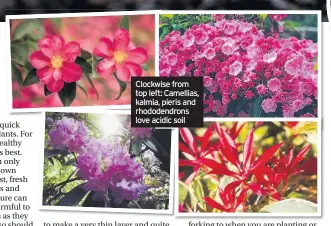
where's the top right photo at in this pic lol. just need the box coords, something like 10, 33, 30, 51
159, 13, 319, 118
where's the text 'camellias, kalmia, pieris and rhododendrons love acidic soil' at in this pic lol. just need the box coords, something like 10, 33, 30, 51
10, 14, 155, 108
178, 121, 318, 213
43, 112, 171, 210
159, 14, 318, 118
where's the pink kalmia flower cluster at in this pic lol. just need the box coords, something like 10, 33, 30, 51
159, 17, 318, 117
48, 117, 146, 204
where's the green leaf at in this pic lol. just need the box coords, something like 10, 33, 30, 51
58, 82, 76, 106
283, 21, 296, 30
11, 42, 29, 66
80, 49, 92, 60
250, 96, 263, 117
44, 149, 68, 158
142, 64, 149, 72
259, 14, 268, 21
131, 137, 143, 156
22, 69, 39, 86
90, 56, 100, 78
64, 158, 77, 166
11, 63, 22, 86
55, 185, 88, 206
44, 85, 52, 96
114, 74, 127, 100
12, 19, 45, 42
260, 198, 318, 213
179, 181, 189, 204
189, 178, 205, 210
143, 138, 157, 152
119, 15, 130, 31
76, 82, 88, 98
75, 57, 92, 74
83, 73, 99, 99
51, 18, 61, 30
313, 62, 318, 71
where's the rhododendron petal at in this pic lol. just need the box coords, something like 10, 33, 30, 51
63, 41, 81, 62
96, 58, 115, 77
114, 28, 130, 51
263, 51, 278, 63
93, 37, 114, 58
204, 48, 216, 60
229, 60, 242, 76
127, 48, 148, 64
46, 79, 64, 93
61, 62, 83, 83
125, 62, 142, 77
261, 99, 277, 113
30, 51, 50, 69
183, 33, 195, 47
115, 64, 130, 82
36, 67, 54, 84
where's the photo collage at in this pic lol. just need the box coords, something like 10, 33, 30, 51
6, 10, 321, 216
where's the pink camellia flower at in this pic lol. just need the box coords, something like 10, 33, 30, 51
93, 28, 148, 82
29, 35, 82, 92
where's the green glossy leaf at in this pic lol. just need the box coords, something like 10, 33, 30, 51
179, 181, 189, 204
80, 49, 92, 60
76, 82, 88, 98
90, 56, 100, 78
260, 198, 318, 213
143, 138, 157, 152
114, 74, 127, 100
250, 96, 263, 117
75, 56, 92, 74
142, 64, 149, 72
58, 82, 76, 106
55, 185, 88, 206
12, 19, 45, 41
22, 69, 39, 87
11, 63, 22, 86
44, 149, 68, 158
119, 15, 130, 31
44, 85, 52, 96
131, 137, 143, 156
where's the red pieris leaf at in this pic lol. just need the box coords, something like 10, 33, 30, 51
178, 172, 185, 180
199, 158, 237, 177
250, 142, 284, 172
230, 122, 246, 140
224, 180, 242, 195
286, 147, 294, 167
286, 122, 299, 128
179, 159, 199, 167
255, 121, 263, 127
243, 129, 254, 170
201, 122, 215, 153
214, 123, 240, 168
203, 197, 227, 212
248, 183, 267, 196
291, 144, 311, 170
298, 157, 317, 175
179, 142, 192, 155
180, 128, 198, 154
235, 188, 249, 209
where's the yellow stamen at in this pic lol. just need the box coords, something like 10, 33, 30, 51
51, 55, 63, 69
114, 51, 128, 64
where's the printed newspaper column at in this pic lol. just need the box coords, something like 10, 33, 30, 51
0, 121, 33, 226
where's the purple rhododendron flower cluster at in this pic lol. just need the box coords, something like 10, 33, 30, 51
48, 117, 147, 204
78, 138, 146, 204
130, 128, 153, 139
48, 117, 89, 153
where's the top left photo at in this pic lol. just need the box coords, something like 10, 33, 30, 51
6, 12, 156, 111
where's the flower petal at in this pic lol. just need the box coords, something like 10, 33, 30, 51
63, 41, 81, 62
61, 62, 83, 83
38, 36, 53, 58
127, 48, 148, 64
93, 37, 114, 58
51, 35, 65, 53
114, 28, 130, 51
29, 51, 50, 69
36, 67, 54, 84
96, 58, 115, 77
125, 62, 142, 77
53, 69, 62, 81
46, 79, 64, 93
115, 63, 130, 82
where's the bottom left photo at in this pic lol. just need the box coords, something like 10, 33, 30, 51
40, 111, 174, 214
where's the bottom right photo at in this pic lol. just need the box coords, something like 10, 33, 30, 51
178, 121, 319, 215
